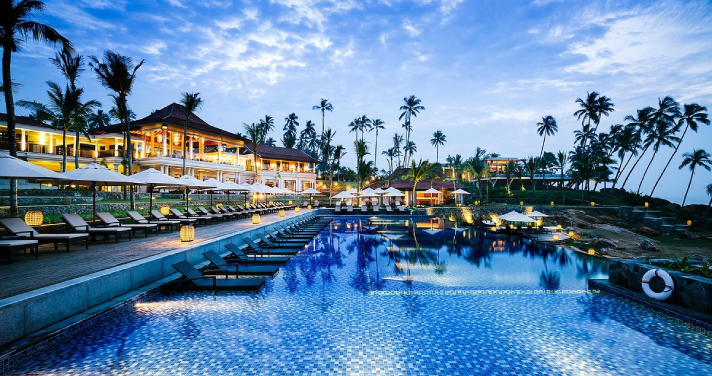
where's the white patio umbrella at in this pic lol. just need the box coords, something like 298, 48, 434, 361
59, 163, 144, 225
178, 175, 217, 211
222, 180, 249, 205
206, 178, 233, 206
501, 212, 537, 223
333, 191, 356, 199
132, 168, 187, 214
302, 187, 321, 203
452, 188, 470, 205
372, 188, 386, 206
528, 210, 549, 218
345, 188, 358, 194
424, 187, 441, 205
0, 153, 68, 180
383, 190, 405, 206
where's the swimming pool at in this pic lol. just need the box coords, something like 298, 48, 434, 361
9, 218, 712, 375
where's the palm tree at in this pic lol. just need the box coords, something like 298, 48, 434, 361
50, 50, 89, 169
637, 114, 680, 195
88, 109, 110, 129
297, 120, 316, 152
611, 124, 641, 188
554, 151, 568, 204
430, 130, 446, 163
283, 113, 299, 139
354, 139, 370, 191
536, 115, 557, 189
651, 103, 708, 195
403, 141, 417, 163
678, 149, 711, 207
573, 123, 596, 147
525, 157, 538, 190
18, 82, 99, 172
406, 159, 434, 207
706, 183, 712, 216
259, 115, 275, 136
382, 147, 396, 182
328, 145, 346, 200
348, 117, 360, 145
399, 95, 425, 165
243, 121, 266, 181
312, 98, 332, 136
2, 0, 72, 217
264, 137, 276, 146
180, 92, 203, 175
89, 50, 144, 209
504, 160, 517, 195
393, 133, 404, 168
372, 119, 385, 169
320, 128, 336, 176
620, 107, 655, 189
574, 91, 615, 145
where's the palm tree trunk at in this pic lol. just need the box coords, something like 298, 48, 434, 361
611, 152, 628, 188
621, 146, 649, 189
374, 130, 378, 170
124, 97, 135, 210
681, 171, 694, 207
537, 134, 546, 191
62, 129, 67, 172
436, 145, 439, 163
650, 125, 688, 196
74, 127, 80, 169
182, 121, 188, 176
637, 152, 657, 195
3, 49, 18, 217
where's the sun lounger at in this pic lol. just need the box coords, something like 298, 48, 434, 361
243, 237, 299, 256
96, 212, 158, 238
386, 205, 393, 212
62, 214, 132, 242
127, 211, 179, 233
0, 239, 39, 263
169, 208, 210, 226
224, 243, 291, 263
152, 210, 197, 227
257, 233, 305, 248
0, 218, 89, 252
171, 261, 265, 291
202, 250, 279, 277
191, 207, 224, 223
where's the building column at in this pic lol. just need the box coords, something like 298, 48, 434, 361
162, 127, 168, 156
94, 142, 98, 159
21, 129, 26, 151
218, 142, 222, 163
114, 138, 119, 157
48, 134, 54, 154
199, 137, 204, 160
189, 135, 194, 160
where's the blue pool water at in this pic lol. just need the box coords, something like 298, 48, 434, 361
9, 218, 712, 375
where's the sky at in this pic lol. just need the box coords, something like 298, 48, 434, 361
5, 0, 712, 205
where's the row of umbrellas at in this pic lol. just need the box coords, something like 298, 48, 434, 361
497, 210, 549, 223
1, 153, 323, 223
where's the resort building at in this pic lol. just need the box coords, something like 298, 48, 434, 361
0, 103, 317, 191
485, 157, 523, 173
372, 168, 465, 206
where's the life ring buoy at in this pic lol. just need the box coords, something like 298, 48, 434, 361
641, 269, 674, 301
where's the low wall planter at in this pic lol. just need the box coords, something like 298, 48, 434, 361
608, 259, 712, 315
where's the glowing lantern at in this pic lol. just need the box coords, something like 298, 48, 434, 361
588, 248, 595, 255
520, 201, 523, 206
550, 201, 555, 206
295, 207, 300, 213
252, 214, 261, 224
553, 235, 560, 241
568, 231, 574, 238
590, 202, 595, 207
160, 205, 171, 216
556, 224, 562, 229
288, 200, 293, 205
216, 203, 223, 209
687, 220, 692, 226
509, 224, 514, 229
180, 225, 195, 242
307, 205, 312, 210
269, 201, 273, 205
644, 202, 649, 208
24, 211, 43, 226
279, 210, 285, 217
491, 226, 497, 232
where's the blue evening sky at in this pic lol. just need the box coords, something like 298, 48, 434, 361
7, 0, 712, 204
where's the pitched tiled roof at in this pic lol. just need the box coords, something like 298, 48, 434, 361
91, 103, 249, 143
0, 113, 53, 129
242, 144, 319, 163
370, 168, 465, 190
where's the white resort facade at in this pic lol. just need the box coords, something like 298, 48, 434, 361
0, 103, 318, 191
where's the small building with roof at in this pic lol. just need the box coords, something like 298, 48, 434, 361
370, 168, 466, 206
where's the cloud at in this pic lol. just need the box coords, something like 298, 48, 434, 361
140, 41, 167, 55
403, 21, 421, 37
166, 0, 186, 8
45, 1, 116, 31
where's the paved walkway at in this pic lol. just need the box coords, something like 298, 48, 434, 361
0, 210, 308, 299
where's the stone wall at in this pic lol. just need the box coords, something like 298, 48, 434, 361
420, 205, 628, 225
608, 259, 712, 315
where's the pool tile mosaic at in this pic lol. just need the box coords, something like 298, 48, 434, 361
6, 219, 712, 375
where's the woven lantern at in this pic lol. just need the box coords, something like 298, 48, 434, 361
160, 205, 171, 216
24, 211, 43, 226
556, 224, 562, 229
687, 220, 692, 226
588, 248, 595, 255
644, 202, 649, 208
307, 204, 312, 210
288, 200, 292, 205
279, 210, 285, 217
519, 201, 523, 206
216, 203, 223, 209
553, 235, 560, 241
295, 207, 300, 213
568, 231, 575, 238
550, 201, 554, 206
252, 214, 261, 224
590, 202, 595, 207
180, 225, 195, 242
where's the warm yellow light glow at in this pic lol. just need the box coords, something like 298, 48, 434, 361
491, 226, 497, 232
346, 185, 351, 190
279, 210, 285, 217
24, 211, 43, 226
590, 202, 595, 207
551, 201, 554, 206
687, 220, 692, 226
180, 225, 195, 242
644, 202, 649, 208
553, 235, 560, 241
288, 200, 292, 205
588, 248, 595, 255
216, 203, 223, 209
557, 224, 562, 229
568, 231, 574, 238
160, 205, 171, 216
524, 206, 533, 215
520, 201, 523, 206
252, 214, 261, 224
295, 207, 300, 213
508, 224, 513, 229
307, 205, 312, 210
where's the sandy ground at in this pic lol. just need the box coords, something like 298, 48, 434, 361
553, 210, 712, 261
